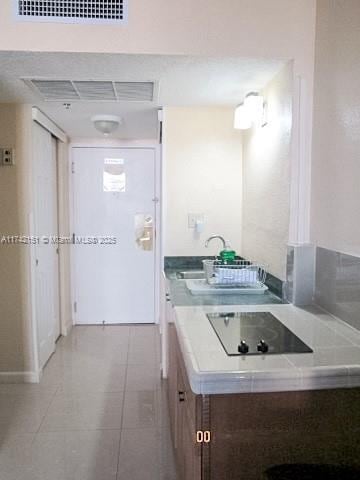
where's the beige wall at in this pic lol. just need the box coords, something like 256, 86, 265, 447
0, 104, 72, 380
310, 0, 360, 256
0, 0, 315, 64
163, 107, 243, 256
1, 0, 316, 245
0, 104, 23, 372
0, 104, 35, 378
241, 63, 293, 280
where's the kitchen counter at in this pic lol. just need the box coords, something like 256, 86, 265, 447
173, 304, 360, 394
165, 269, 283, 306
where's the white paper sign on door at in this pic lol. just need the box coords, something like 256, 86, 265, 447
103, 158, 125, 192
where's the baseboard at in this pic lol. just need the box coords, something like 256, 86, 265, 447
60, 319, 74, 337
0, 371, 40, 384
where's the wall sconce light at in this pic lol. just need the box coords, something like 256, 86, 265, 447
234, 92, 266, 130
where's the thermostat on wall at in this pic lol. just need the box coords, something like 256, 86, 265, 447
0, 148, 15, 166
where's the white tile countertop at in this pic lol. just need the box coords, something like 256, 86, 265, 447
173, 304, 360, 394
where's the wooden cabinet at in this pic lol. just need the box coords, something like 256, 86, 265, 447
207, 390, 360, 479
167, 322, 178, 439
167, 322, 360, 480
168, 324, 201, 480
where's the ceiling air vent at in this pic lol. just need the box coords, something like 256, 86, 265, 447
23, 79, 156, 102
31, 80, 80, 100
15, 0, 128, 24
74, 82, 117, 101
114, 82, 154, 102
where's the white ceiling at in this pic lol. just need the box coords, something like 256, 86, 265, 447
0, 52, 286, 140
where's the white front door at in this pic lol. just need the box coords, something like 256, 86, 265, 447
33, 123, 60, 369
73, 147, 156, 325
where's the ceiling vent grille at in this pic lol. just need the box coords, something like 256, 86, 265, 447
74, 82, 117, 101
23, 79, 156, 102
31, 80, 80, 100
114, 82, 154, 101
15, 0, 127, 24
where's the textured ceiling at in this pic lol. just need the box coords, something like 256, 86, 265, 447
0, 52, 286, 139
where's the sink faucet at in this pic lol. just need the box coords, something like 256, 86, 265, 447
205, 235, 226, 249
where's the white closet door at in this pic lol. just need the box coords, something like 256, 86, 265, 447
73, 147, 156, 324
33, 123, 60, 369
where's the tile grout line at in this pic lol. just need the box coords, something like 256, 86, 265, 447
115, 326, 131, 480
16, 325, 161, 479
34, 382, 61, 437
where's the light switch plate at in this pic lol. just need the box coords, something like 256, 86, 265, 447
188, 213, 204, 228
0, 148, 15, 166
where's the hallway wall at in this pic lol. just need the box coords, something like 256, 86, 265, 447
0, 103, 35, 380
0, 104, 72, 382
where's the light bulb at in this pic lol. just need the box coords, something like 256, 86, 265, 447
244, 92, 264, 126
234, 103, 252, 130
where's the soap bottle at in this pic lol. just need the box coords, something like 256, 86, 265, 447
219, 241, 236, 264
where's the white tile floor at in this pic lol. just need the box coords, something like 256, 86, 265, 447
0, 325, 177, 480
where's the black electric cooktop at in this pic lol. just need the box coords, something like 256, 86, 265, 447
207, 311, 313, 356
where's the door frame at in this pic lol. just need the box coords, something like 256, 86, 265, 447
69, 139, 162, 326
30, 108, 68, 378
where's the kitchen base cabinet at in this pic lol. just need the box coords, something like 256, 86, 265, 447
207, 390, 360, 479
168, 324, 201, 480
167, 324, 360, 480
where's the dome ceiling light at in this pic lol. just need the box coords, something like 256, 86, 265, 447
91, 115, 122, 136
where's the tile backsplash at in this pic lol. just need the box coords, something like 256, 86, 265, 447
315, 247, 360, 331
285, 244, 315, 306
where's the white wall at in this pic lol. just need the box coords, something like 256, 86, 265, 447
241, 63, 293, 281
163, 107, 243, 256
310, 0, 360, 257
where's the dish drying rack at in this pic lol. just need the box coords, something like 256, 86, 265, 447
202, 259, 267, 287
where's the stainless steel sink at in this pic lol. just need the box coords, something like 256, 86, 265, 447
176, 270, 205, 279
